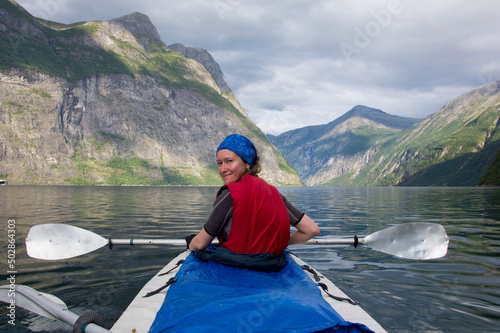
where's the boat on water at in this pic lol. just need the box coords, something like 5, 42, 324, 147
111, 250, 385, 332
1, 222, 449, 332
2, 250, 384, 332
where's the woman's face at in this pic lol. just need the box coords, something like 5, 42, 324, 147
216, 149, 250, 185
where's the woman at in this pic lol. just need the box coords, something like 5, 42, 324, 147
187, 134, 320, 271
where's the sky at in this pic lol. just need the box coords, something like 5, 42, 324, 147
14, 0, 500, 135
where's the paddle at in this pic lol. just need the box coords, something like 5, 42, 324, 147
26, 222, 448, 260
0, 285, 108, 333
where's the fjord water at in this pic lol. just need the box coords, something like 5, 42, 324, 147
1, 186, 499, 332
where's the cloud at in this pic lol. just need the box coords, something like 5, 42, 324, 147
14, 0, 500, 134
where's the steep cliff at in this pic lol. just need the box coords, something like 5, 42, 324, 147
0, 0, 302, 185
168, 42, 250, 120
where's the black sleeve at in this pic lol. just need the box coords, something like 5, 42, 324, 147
281, 194, 304, 226
204, 188, 233, 237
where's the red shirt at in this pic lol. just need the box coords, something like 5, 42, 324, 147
219, 175, 291, 255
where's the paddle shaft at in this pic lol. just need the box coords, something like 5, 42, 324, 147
109, 238, 357, 247
38, 308, 108, 333
0, 285, 108, 333
110, 239, 192, 247
305, 236, 360, 246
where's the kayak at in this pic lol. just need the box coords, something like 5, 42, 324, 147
5, 222, 449, 332
1, 249, 385, 332
110, 249, 387, 332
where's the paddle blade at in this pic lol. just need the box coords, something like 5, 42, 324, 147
0, 285, 66, 321
26, 224, 108, 260
363, 222, 449, 260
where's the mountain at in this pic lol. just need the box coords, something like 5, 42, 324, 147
0, 0, 302, 186
272, 81, 500, 186
363, 80, 500, 186
270, 105, 420, 185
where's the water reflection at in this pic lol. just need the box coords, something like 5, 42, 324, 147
1, 186, 499, 332
282, 187, 500, 332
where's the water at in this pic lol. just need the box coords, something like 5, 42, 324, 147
0, 186, 499, 332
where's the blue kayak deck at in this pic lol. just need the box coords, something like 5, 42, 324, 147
149, 251, 374, 332
110, 251, 386, 333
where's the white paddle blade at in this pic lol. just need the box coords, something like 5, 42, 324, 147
363, 222, 449, 260
0, 285, 109, 333
26, 224, 108, 260
0, 285, 67, 321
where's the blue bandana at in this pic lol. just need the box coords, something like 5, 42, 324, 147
216, 134, 257, 167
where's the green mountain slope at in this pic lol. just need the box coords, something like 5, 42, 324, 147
359, 81, 500, 186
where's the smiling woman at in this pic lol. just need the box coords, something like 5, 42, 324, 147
187, 133, 320, 270
215, 133, 257, 185
216, 149, 250, 185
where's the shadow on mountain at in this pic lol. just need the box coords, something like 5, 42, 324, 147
399, 140, 500, 186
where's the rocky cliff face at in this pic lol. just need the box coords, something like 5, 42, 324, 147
0, 0, 302, 185
168, 42, 250, 120
111, 12, 164, 51
168, 43, 232, 94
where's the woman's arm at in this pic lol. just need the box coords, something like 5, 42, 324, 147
288, 214, 320, 245
188, 189, 232, 252
188, 227, 215, 251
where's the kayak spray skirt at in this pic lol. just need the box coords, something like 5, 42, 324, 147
148, 251, 374, 333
